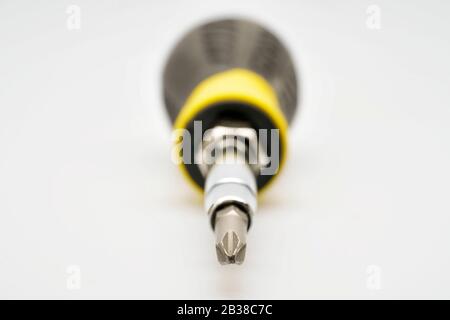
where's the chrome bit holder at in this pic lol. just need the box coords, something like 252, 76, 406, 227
196, 125, 268, 264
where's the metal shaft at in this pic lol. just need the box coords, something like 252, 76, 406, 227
204, 155, 257, 265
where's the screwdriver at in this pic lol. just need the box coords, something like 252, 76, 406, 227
162, 18, 298, 264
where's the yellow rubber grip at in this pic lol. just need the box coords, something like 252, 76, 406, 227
173, 68, 289, 193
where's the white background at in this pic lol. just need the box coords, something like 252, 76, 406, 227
1, 0, 450, 299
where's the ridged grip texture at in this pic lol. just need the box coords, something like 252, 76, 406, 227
163, 18, 298, 124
